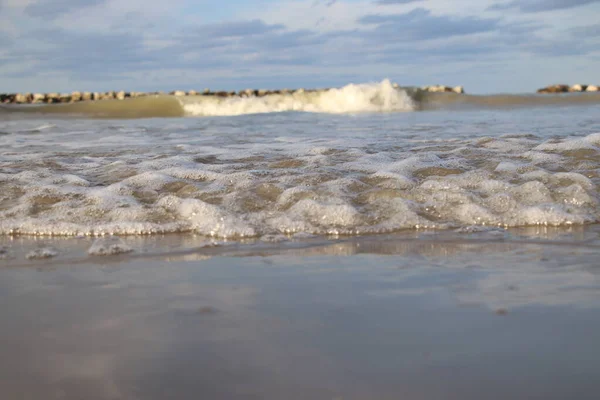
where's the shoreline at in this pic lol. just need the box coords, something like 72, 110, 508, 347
3, 224, 600, 267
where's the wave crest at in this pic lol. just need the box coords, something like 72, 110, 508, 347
180, 80, 415, 116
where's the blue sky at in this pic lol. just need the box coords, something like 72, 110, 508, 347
0, 0, 599, 94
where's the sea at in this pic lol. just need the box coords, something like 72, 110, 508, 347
1, 80, 600, 244
2, 80, 600, 399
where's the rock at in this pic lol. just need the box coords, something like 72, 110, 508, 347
32, 93, 45, 103
71, 91, 82, 102
537, 84, 569, 94
81, 92, 92, 101
115, 91, 126, 100
452, 86, 465, 94
172, 90, 186, 96
46, 93, 59, 103
570, 84, 587, 92
240, 88, 254, 97
14, 93, 28, 103
586, 85, 599, 92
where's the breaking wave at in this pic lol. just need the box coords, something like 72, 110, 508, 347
180, 80, 415, 116
3, 79, 600, 119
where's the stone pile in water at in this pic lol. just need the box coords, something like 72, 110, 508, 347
420, 85, 465, 94
537, 84, 599, 93
0, 84, 466, 104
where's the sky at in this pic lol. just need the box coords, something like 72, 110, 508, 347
0, 0, 599, 94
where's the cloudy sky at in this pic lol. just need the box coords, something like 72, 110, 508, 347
0, 0, 599, 94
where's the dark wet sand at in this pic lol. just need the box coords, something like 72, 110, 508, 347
1, 227, 600, 400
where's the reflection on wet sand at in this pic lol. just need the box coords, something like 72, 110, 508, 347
1, 227, 600, 399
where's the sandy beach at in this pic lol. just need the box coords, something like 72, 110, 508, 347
2, 226, 600, 400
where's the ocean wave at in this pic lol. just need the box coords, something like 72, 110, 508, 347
1, 131, 599, 237
179, 80, 415, 116
3, 80, 600, 119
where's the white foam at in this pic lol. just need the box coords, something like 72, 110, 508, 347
26, 247, 58, 260
0, 246, 12, 260
88, 237, 133, 256
1, 114, 600, 238
181, 80, 414, 116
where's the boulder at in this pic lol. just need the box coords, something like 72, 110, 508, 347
570, 84, 587, 92
537, 84, 569, 94
71, 91, 82, 102
586, 85, 599, 92
240, 88, 254, 97
452, 86, 465, 94
46, 93, 59, 103
14, 93, 28, 103
32, 93, 45, 103
115, 91, 126, 100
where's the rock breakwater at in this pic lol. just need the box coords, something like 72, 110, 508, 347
0, 84, 466, 105
537, 84, 599, 94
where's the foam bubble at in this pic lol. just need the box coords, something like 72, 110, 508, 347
88, 237, 133, 256
26, 247, 58, 260
0, 246, 12, 260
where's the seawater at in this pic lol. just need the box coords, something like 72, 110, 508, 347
1, 81, 600, 240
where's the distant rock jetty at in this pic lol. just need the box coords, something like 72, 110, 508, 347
420, 85, 465, 94
537, 84, 599, 94
0, 84, 466, 105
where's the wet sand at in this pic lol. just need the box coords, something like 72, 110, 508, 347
1, 227, 600, 399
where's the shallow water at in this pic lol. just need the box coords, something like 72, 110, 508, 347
1, 93, 600, 240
